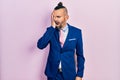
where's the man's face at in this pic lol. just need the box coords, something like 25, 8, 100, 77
53, 8, 69, 28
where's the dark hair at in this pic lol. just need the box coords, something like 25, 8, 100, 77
54, 2, 68, 14
54, 2, 66, 10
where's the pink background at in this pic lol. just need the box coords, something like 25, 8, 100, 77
0, 0, 120, 80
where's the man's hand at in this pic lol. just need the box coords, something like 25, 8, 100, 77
51, 12, 56, 28
75, 76, 82, 80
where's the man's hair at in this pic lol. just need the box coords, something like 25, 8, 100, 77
54, 2, 68, 14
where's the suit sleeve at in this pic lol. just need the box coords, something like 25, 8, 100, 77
37, 26, 55, 49
76, 30, 85, 78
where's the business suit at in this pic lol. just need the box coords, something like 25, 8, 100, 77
37, 24, 85, 80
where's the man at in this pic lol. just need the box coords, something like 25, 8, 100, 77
37, 2, 85, 80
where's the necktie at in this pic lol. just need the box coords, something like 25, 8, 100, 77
59, 29, 65, 47
59, 29, 65, 69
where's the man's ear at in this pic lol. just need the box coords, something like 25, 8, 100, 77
65, 15, 69, 20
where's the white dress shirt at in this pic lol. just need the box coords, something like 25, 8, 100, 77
59, 24, 69, 69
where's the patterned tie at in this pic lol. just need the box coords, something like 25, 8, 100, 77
59, 29, 65, 47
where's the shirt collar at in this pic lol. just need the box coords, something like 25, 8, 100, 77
60, 24, 68, 32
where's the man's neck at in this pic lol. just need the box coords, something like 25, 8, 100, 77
61, 23, 67, 29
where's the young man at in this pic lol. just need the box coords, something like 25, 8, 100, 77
37, 2, 85, 80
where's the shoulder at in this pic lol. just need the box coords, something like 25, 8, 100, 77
68, 24, 82, 32
68, 24, 83, 37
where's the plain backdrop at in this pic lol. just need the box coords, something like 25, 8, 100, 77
0, 0, 120, 80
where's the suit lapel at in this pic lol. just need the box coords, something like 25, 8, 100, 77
54, 28, 61, 48
62, 25, 72, 48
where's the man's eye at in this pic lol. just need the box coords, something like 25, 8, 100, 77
57, 16, 61, 18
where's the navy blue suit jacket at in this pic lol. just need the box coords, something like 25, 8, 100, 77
37, 24, 85, 80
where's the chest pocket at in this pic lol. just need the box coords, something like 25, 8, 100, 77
65, 38, 77, 50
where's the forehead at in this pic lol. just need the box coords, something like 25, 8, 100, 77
53, 9, 65, 16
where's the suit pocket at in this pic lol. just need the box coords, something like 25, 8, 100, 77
67, 38, 77, 49
68, 38, 76, 41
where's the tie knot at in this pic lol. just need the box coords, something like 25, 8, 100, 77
59, 29, 65, 47
60, 29, 65, 33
